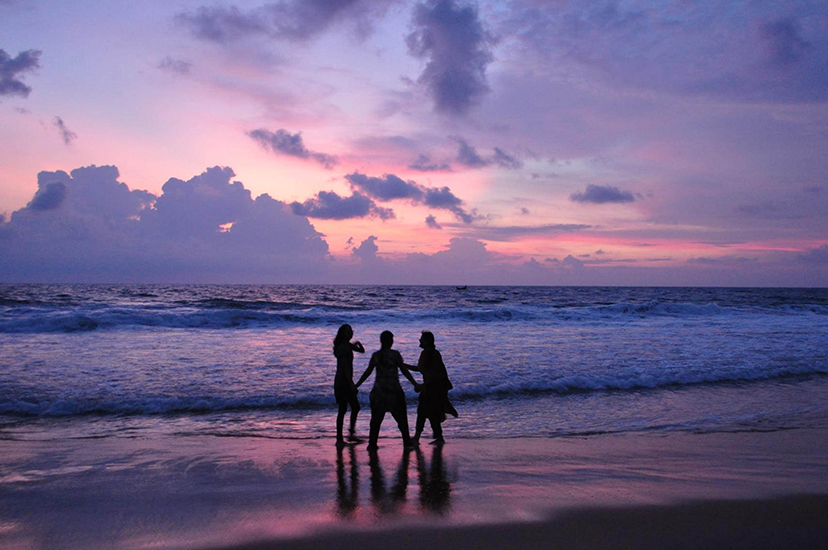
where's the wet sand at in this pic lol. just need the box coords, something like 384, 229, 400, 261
1, 428, 827, 549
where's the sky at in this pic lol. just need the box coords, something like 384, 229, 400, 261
1, 0, 827, 285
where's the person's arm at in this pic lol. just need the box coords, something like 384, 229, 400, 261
355, 356, 375, 388
350, 341, 365, 353
401, 365, 420, 390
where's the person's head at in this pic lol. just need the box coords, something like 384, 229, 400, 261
333, 324, 353, 352
419, 331, 435, 349
380, 330, 394, 349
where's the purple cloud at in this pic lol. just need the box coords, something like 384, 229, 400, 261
406, 0, 495, 115
760, 17, 811, 67
158, 56, 192, 75
27, 182, 66, 211
453, 137, 522, 169
0, 48, 41, 97
346, 171, 476, 223
248, 128, 338, 169
290, 191, 394, 220
408, 154, 451, 172
352, 235, 381, 263
1, 165, 329, 282
425, 215, 442, 229
344, 173, 423, 201
53, 116, 77, 145
177, 0, 398, 43
570, 184, 635, 204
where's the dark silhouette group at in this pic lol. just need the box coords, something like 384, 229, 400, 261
333, 325, 457, 449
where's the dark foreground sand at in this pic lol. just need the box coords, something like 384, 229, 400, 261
222, 494, 828, 550
2, 428, 828, 549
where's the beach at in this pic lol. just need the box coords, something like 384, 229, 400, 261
2, 427, 827, 549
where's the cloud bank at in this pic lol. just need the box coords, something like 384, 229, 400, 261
0, 165, 329, 282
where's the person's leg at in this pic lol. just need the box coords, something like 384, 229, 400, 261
336, 402, 348, 444
429, 414, 444, 443
368, 409, 384, 449
348, 394, 361, 439
413, 407, 426, 443
391, 405, 411, 447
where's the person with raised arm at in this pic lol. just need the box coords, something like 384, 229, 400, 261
333, 324, 365, 446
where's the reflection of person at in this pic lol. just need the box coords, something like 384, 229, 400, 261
368, 448, 409, 515
333, 324, 365, 446
355, 331, 420, 449
409, 331, 457, 445
416, 444, 451, 514
335, 445, 359, 517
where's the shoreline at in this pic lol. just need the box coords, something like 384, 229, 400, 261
2, 428, 827, 549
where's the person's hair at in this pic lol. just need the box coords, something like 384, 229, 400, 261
420, 330, 435, 347
380, 330, 394, 347
333, 324, 352, 355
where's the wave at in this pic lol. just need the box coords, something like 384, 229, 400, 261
2, 298, 827, 333
2, 364, 825, 419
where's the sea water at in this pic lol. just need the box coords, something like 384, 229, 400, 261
1, 285, 827, 442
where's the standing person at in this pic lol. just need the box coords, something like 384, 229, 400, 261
334, 324, 365, 446
410, 331, 457, 445
355, 331, 420, 450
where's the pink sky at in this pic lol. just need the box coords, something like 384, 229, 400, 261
1, 0, 826, 285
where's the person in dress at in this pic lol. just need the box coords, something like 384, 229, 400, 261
355, 330, 420, 450
333, 324, 365, 446
409, 331, 457, 445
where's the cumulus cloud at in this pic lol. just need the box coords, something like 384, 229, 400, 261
27, 181, 67, 211
408, 154, 451, 172
158, 56, 192, 75
346, 171, 476, 223
177, 0, 398, 43
0, 48, 41, 98
290, 190, 394, 220
0, 165, 329, 282
406, 0, 495, 115
570, 184, 635, 204
248, 128, 338, 169
452, 137, 521, 169
351, 235, 381, 263
53, 116, 77, 145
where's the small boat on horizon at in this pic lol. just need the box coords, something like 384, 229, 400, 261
456, 285, 468, 290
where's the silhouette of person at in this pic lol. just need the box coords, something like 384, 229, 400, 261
415, 444, 451, 514
409, 331, 457, 445
355, 330, 420, 449
333, 324, 365, 446
335, 444, 359, 517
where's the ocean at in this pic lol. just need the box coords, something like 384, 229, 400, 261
2, 285, 827, 443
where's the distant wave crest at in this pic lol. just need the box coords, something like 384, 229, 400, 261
2, 299, 827, 333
